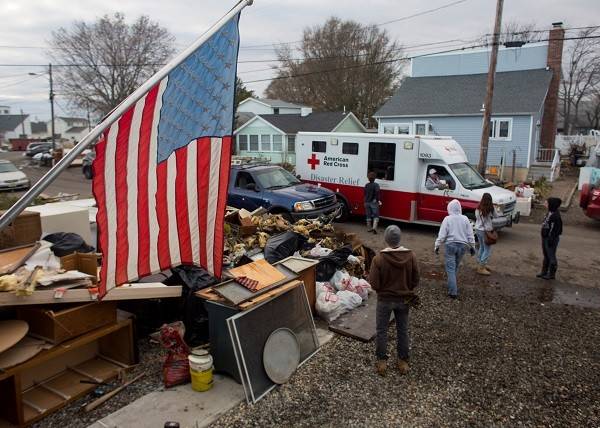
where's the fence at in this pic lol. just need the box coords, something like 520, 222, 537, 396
555, 132, 600, 156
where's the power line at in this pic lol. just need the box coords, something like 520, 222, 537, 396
377, 0, 469, 26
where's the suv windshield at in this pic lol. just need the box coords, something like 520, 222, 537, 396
254, 167, 300, 190
0, 163, 18, 173
449, 162, 492, 190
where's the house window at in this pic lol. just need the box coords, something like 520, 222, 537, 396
273, 108, 280, 114
397, 124, 411, 135
342, 142, 359, 155
382, 123, 411, 134
288, 136, 296, 153
249, 135, 259, 151
260, 134, 271, 151
368, 142, 396, 181
489, 118, 512, 140
238, 135, 248, 151
414, 121, 428, 135
312, 140, 326, 153
383, 125, 395, 134
272, 135, 283, 152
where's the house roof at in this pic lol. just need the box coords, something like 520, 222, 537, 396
374, 69, 553, 117
58, 116, 88, 126
0, 114, 28, 133
31, 121, 47, 134
65, 126, 88, 134
254, 98, 308, 109
257, 112, 356, 133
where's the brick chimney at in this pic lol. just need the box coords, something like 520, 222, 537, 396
540, 22, 564, 148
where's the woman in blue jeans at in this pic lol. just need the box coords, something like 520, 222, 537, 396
434, 200, 476, 299
474, 193, 496, 276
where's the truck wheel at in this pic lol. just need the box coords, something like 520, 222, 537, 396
334, 199, 350, 223
580, 183, 590, 209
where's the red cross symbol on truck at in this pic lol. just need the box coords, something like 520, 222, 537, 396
307, 154, 320, 170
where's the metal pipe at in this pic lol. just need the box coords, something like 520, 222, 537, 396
49, 63, 56, 153
0, 0, 252, 231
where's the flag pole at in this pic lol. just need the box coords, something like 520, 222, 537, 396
0, 0, 253, 231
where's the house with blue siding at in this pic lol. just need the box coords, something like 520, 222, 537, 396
374, 23, 565, 182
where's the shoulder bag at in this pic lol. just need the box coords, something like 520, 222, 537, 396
479, 212, 498, 245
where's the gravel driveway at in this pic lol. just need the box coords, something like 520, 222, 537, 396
215, 273, 600, 427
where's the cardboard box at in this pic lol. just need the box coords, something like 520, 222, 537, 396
225, 209, 258, 237
60, 252, 99, 284
16, 302, 117, 344
0, 211, 41, 250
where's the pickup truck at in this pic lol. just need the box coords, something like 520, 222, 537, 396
227, 163, 342, 221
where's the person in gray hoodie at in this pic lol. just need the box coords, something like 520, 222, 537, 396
434, 199, 475, 299
369, 225, 419, 376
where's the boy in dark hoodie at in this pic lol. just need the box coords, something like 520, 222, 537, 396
537, 197, 563, 280
369, 225, 419, 376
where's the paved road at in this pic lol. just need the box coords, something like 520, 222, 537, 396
0, 150, 93, 198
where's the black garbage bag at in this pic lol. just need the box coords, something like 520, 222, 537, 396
167, 265, 219, 347
264, 231, 306, 264
43, 232, 94, 257
316, 245, 352, 282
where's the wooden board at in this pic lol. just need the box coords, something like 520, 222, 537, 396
0, 244, 40, 275
0, 321, 29, 354
0, 283, 182, 306
228, 259, 286, 290
238, 280, 301, 310
328, 297, 385, 342
0, 337, 48, 370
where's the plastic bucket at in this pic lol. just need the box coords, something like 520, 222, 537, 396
189, 352, 213, 392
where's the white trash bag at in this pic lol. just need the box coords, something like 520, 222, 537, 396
316, 290, 343, 323
331, 270, 351, 291
310, 244, 332, 258
336, 290, 362, 312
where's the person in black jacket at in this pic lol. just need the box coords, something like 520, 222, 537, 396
537, 197, 563, 280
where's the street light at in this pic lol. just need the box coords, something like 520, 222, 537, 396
29, 64, 55, 153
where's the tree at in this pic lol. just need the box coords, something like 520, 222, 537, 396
265, 17, 403, 126
559, 27, 600, 134
478, 20, 540, 45
48, 13, 175, 117
235, 77, 254, 107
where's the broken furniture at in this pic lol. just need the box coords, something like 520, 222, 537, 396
0, 318, 135, 427
0, 211, 41, 250
0, 320, 29, 354
277, 256, 318, 312
198, 279, 319, 403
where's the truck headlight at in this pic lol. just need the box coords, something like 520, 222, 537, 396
294, 201, 314, 212
494, 204, 503, 215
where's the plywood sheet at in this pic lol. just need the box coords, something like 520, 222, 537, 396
0, 337, 48, 369
328, 297, 391, 342
0, 244, 39, 275
228, 259, 286, 290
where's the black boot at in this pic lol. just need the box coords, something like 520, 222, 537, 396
536, 261, 548, 278
542, 264, 557, 280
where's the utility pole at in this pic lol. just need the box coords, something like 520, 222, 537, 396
86, 101, 92, 132
49, 63, 56, 153
19, 109, 26, 137
477, 0, 504, 175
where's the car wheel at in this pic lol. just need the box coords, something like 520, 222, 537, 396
280, 212, 294, 224
334, 199, 350, 223
83, 166, 93, 180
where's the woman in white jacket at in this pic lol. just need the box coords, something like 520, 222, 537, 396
434, 199, 475, 299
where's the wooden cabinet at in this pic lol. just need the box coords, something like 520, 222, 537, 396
0, 319, 135, 427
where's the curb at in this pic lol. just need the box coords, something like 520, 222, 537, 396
560, 182, 578, 212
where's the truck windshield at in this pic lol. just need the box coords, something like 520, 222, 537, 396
449, 163, 492, 190
254, 167, 301, 190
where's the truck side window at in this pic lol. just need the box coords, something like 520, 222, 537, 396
235, 172, 256, 189
342, 142, 359, 155
312, 141, 326, 153
426, 165, 456, 190
368, 142, 396, 180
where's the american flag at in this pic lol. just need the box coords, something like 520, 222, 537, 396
92, 14, 240, 296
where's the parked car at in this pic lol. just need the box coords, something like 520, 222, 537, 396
0, 160, 30, 190
228, 163, 342, 221
25, 143, 52, 157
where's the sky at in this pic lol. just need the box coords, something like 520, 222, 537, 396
0, 0, 597, 122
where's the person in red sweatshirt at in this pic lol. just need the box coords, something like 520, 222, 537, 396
369, 225, 420, 376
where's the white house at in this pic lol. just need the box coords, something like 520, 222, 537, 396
0, 110, 31, 144
52, 116, 90, 143
237, 98, 313, 116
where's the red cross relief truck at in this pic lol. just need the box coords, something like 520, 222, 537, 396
295, 132, 520, 227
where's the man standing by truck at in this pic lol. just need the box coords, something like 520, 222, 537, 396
364, 171, 381, 234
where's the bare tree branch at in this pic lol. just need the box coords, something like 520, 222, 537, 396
47, 13, 175, 117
